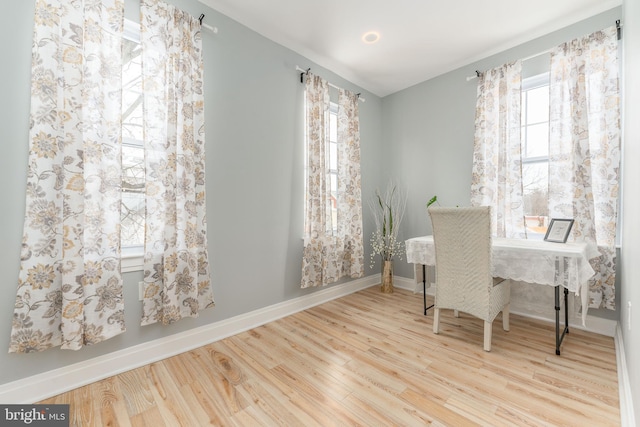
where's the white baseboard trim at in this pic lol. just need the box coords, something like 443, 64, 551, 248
1, 273, 626, 409
0, 275, 379, 404
615, 324, 636, 427
507, 309, 618, 337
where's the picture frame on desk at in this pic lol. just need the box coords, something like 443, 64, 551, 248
544, 218, 574, 243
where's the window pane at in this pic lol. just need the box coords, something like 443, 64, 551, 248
330, 173, 337, 194
521, 75, 550, 240
307, 104, 339, 236
523, 162, 548, 211
329, 106, 338, 234
526, 86, 549, 124
329, 141, 337, 170
329, 110, 337, 142
122, 145, 145, 247
329, 173, 337, 235
121, 28, 145, 250
121, 192, 145, 247
523, 162, 549, 239
525, 123, 549, 158
122, 38, 143, 141
122, 145, 144, 191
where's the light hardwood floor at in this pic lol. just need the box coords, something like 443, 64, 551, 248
39, 287, 620, 426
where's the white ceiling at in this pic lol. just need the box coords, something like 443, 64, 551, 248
199, 0, 621, 97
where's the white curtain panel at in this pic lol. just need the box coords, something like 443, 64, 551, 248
10, 0, 126, 352
140, 0, 214, 325
336, 88, 365, 280
548, 25, 621, 310
470, 61, 526, 238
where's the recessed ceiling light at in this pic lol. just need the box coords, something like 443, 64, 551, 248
362, 31, 380, 44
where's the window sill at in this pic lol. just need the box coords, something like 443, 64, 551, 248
122, 247, 144, 273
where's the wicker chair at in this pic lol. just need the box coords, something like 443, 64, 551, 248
428, 206, 510, 352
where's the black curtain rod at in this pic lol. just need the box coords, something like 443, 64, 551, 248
295, 66, 365, 102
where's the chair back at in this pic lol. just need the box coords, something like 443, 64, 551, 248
428, 206, 493, 313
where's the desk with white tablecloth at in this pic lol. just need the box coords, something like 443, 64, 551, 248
405, 235, 599, 355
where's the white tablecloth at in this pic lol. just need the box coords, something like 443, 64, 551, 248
405, 235, 600, 324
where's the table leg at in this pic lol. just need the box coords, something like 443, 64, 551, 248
423, 265, 427, 315
555, 286, 560, 355
554, 286, 570, 355
564, 287, 569, 335
423, 265, 434, 315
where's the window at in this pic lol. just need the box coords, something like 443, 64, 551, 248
303, 101, 339, 236
301, 76, 364, 287
521, 73, 550, 239
121, 20, 145, 268
327, 102, 338, 234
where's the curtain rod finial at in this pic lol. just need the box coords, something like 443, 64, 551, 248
300, 68, 310, 84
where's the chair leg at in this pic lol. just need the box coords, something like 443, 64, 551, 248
454, 309, 459, 318
433, 308, 441, 334
484, 321, 492, 352
502, 304, 510, 331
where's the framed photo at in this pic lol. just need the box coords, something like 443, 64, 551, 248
544, 218, 574, 243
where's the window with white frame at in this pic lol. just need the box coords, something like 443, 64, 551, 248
303, 101, 339, 236
121, 20, 145, 264
521, 72, 550, 239
327, 102, 338, 234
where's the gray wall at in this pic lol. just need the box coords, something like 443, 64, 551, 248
0, 0, 384, 386
621, 0, 640, 421
383, 8, 623, 322
0, 2, 633, 416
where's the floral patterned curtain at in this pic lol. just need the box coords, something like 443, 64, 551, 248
470, 61, 526, 238
301, 74, 364, 287
336, 88, 365, 279
10, 0, 126, 352
140, 0, 214, 325
548, 26, 621, 310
